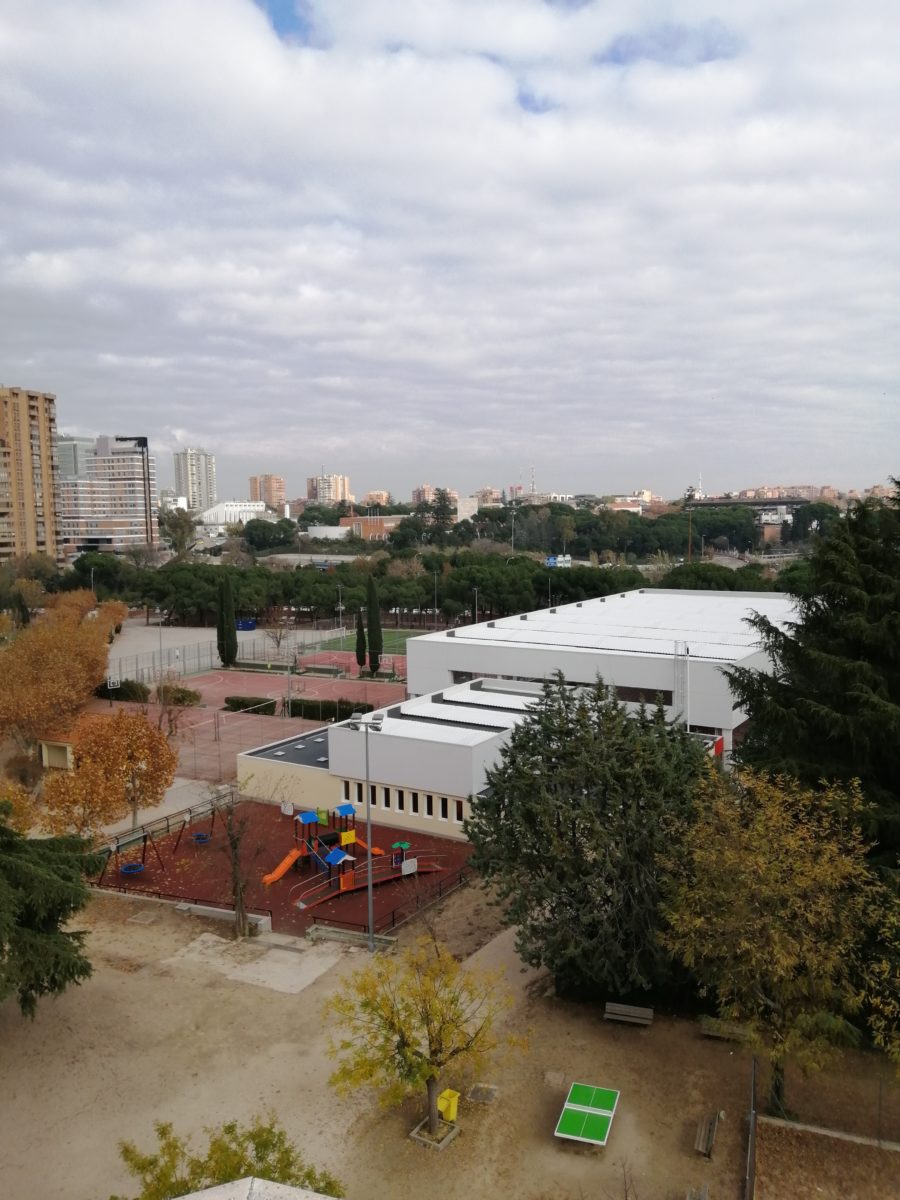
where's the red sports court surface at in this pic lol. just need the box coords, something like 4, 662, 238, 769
97, 801, 471, 936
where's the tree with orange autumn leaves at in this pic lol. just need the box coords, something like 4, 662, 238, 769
42, 711, 177, 837
0, 590, 123, 756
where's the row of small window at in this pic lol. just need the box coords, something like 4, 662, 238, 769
342, 779, 465, 824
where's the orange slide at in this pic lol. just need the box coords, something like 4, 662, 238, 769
354, 837, 384, 856
262, 847, 302, 885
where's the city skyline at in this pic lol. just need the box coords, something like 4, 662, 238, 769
2, 2, 898, 498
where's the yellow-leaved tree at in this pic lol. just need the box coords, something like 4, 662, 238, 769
42, 712, 177, 837
662, 769, 886, 1113
0, 605, 109, 754
325, 937, 521, 1138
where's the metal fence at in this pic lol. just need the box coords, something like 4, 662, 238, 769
311, 866, 470, 936
108, 627, 347, 684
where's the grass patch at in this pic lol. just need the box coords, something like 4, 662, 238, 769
312, 628, 425, 655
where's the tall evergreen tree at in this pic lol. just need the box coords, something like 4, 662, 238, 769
727, 484, 900, 862
366, 575, 383, 675
355, 608, 367, 669
0, 801, 103, 1017
466, 676, 708, 997
216, 575, 238, 668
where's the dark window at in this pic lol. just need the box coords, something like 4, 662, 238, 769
615, 685, 673, 706
440, 796, 448, 820
355, 782, 363, 804
454, 800, 464, 823
383, 787, 390, 809
411, 792, 419, 814
369, 783, 376, 806
397, 790, 405, 812
342, 780, 350, 801
425, 794, 434, 817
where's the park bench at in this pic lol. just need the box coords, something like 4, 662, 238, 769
694, 1112, 719, 1158
698, 1015, 751, 1043
603, 1002, 654, 1026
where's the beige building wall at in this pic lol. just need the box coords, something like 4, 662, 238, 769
249, 474, 286, 509
0, 387, 60, 562
236, 753, 470, 843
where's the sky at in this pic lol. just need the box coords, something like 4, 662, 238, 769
1, 0, 898, 502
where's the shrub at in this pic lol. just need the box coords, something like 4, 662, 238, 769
224, 695, 277, 715
285, 698, 373, 721
156, 683, 202, 707
94, 678, 151, 702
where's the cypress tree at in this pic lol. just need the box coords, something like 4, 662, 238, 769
366, 575, 383, 675
217, 575, 238, 668
355, 608, 367, 670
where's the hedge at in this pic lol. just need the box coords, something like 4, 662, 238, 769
224, 695, 277, 715
94, 678, 150, 702
156, 683, 202, 707
285, 698, 373, 721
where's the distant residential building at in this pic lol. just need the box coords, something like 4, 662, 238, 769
411, 484, 436, 506
508, 484, 525, 502
475, 486, 503, 507
57, 434, 158, 558
307, 473, 351, 505
249, 473, 286, 509
362, 489, 391, 507
0, 386, 61, 562
159, 488, 188, 512
455, 497, 479, 523
174, 447, 217, 512
197, 500, 265, 532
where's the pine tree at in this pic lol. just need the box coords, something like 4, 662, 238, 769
0, 801, 103, 1017
355, 608, 367, 670
366, 575, 383, 675
216, 575, 238, 668
727, 484, 900, 861
466, 676, 709, 997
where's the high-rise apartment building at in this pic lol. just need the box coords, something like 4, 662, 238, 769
362, 490, 391, 507
411, 484, 436, 506
174, 448, 217, 512
57, 435, 158, 559
306, 473, 351, 505
0, 386, 61, 562
249, 473, 286, 509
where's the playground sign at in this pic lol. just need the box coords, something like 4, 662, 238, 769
554, 1082, 620, 1146
401, 858, 418, 876
106, 676, 120, 690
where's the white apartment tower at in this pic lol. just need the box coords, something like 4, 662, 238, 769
174, 447, 217, 512
57, 434, 158, 558
306, 472, 351, 505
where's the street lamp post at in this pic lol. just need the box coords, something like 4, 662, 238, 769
350, 711, 384, 952
433, 569, 438, 631
473, 586, 479, 625
337, 584, 344, 650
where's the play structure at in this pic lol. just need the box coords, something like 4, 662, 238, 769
260, 802, 443, 912
96, 828, 165, 883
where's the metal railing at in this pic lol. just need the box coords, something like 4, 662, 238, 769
311, 866, 469, 935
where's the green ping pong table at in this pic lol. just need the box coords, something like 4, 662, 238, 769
554, 1082, 620, 1146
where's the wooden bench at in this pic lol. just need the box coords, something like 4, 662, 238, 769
694, 1112, 719, 1158
698, 1015, 751, 1043
603, 1002, 654, 1026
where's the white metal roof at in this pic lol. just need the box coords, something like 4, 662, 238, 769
414, 589, 795, 663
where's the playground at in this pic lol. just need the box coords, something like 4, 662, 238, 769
94, 796, 471, 936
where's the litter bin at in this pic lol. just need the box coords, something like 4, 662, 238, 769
437, 1088, 460, 1123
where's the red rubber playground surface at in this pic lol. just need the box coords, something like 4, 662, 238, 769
97, 801, 472, 936
183, 668, 407, 712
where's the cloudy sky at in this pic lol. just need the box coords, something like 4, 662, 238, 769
1, 0, 898, 501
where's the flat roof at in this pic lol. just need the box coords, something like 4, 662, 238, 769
243, 728, 332, 768
413, 589, 796, 663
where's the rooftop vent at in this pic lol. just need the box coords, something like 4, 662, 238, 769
447, 630, 455, 637
273, 751, 285, 757
487, 622, 495, 628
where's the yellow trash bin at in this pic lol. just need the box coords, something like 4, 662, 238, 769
437, 1088, 460, 1123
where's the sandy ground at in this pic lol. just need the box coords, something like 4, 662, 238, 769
0, 886, 752, 1200
755, 1120, 900, 1199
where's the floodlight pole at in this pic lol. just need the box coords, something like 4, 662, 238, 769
363, 721, 374, 951
473, 586, 479, 625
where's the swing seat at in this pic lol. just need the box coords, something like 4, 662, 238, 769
120, 862, 145, 875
